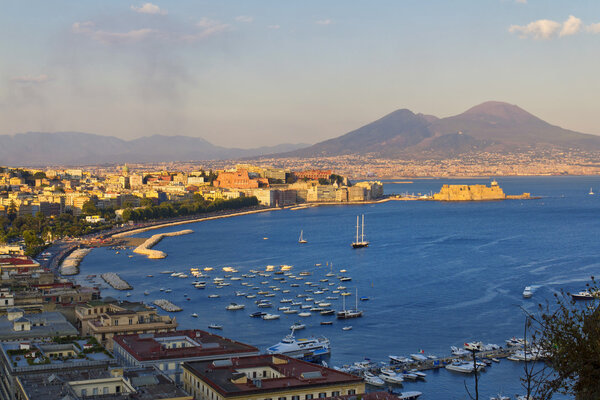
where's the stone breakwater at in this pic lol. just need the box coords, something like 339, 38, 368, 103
133, 229, 193, 259
101, 272, 132, 290
153, 299, 182, 312
59, 248, 92, 276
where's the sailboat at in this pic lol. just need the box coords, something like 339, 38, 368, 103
298, 230, 307, 244
337, 288, 363, 319
351, 215, 369, 248
589, 187, 594, 195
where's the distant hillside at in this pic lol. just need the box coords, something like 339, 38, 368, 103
281, 101, 600, 158
0, 132, 309, 166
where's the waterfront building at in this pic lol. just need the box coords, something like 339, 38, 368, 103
75, 300, 178, 350
307, 185, 337, 202
113, 329, 259, 385
214, 169, 269, 189
354, 181, 384, 199
0, 309, 78, 341
182, 354, 364, 400
14, 366, 193, 400
0, 337, 117, 400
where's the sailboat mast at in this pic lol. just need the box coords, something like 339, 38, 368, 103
361, 215, 365, 242
355, 287, 358, 311
356, 215, 359, 243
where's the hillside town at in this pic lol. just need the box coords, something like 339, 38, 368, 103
0, 163, 400, 400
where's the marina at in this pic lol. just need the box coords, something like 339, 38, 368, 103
73, 177, 593, 399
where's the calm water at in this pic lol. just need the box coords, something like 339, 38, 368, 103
76, 176, 600, 399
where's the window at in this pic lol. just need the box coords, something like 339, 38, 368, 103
103, 387, 109, 394
348, 390, 356, 395
129, 318, 133, 325
278, 397, 287, 400
116, 386, 121, 393
81, 389, 87, 396
92, 388, 98, 395
113, 319, 119, 326
332, 392, 340, 396
305, 395, 313, 400
292, 396, 300, 400
319, 393, 327, 398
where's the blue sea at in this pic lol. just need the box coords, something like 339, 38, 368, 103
75, 176, 600, 399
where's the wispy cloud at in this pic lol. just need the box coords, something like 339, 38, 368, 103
235, 15, 253, 23
560, 15, 582, 37
10, 74, 50, 84
73, 21, 155, 44
509, 19, 561, 39
267, 25, 280, 30
509, 15, 589, 39
587, 23, 600, 33
315, 19, 333, 26
131, 3, 167, 15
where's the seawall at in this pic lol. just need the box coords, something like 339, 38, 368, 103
133, 229, 194, 259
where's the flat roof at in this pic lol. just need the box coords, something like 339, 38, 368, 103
113, 330, 259, 362
183, 354, 363, 396
0, 311, 78, 340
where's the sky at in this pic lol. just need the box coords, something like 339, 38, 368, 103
1, 0, 600, 148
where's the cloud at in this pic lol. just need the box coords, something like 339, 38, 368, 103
587, 23, 600, 33
10, 74, 50, 84
235, 15, 253, 23
73, 21, 155, 44
509, 19, 561, 39
131, 3, 167, 15
560, 15, 582, 37
315, 19, 333, 25
267, 25, 280, 30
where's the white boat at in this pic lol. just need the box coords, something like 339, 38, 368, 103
379, 368, 404, 384
490, 394, 510, 400
226, 303, 245, 311
342, 326, 352, 331
191, 313, 198, 318
590, 187, 594, 195
410, 353, 428, 362
394, 392, 422, 400
262, 313, 280, 320
445, 361, 484, 374
267, 329, 330, 359
363, 372, 385, 387
351, 215, 369, 248
290, 322, 306, 330
283, 309, 298, 314
298, 312, 312, 317
143, 290, 149, 296
337, 288, 363, 319
298, 230, 307, 244
522, 286, 533, 298
208, 324, 222, 330
208, 294, 220, 298
389, 355, 412, 364
451, 346, 470, 356
571, 290, 598, 300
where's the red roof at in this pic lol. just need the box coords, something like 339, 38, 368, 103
113, 330, 258, 362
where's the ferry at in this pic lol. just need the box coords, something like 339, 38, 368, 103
267, 329, 330, 360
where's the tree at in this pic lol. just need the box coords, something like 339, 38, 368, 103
33, 171, 46, 179
318, 178, 330, 185
82, 200, 98, 216
527, 277, 600, 399
7, 201, 17, 221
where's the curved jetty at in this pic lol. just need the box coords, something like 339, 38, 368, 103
101, 272, 132, 290
60, 248, 92, 276
133, 229, 193, 259
153, 299, 182, 312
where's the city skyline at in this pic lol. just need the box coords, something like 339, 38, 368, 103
2, 1, 600, 147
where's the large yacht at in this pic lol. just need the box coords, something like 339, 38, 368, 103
267, 329, 330, 361
351, 215, 369, 248
336, 288, 363, 319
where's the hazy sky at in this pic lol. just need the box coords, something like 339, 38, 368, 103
1, 1, 600, 147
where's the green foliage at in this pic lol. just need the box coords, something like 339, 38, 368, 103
318, 178, 329, 185
122, 196, 259, 222
82, 200, 98, 216
528, 277, 600, 399
32, 171, 46, 179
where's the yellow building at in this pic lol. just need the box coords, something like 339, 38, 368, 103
433, 180, 507, 201
75, 300, 177, 350
182, 355, 364, 400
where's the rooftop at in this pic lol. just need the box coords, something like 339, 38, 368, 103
113, 329, 259, 362
0, 311, 78, 340
184, 354, 363, 396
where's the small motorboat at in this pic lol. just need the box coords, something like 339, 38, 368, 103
571, 290, 598, 300
522, 286, 533, 298
143, 290, 149, 296
226, 303, 245, 311
321, 321, 333, 325
208, 294, 220, 298
363, 372, 385, 387
191, 313, 198, 318
250, 311, 266, 318
262, 313, 280, 320
208, 324, 222, 330
290, 322, 306, 330
342, 326, 352, 331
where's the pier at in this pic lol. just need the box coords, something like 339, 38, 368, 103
153, 299, 182, 312
59, 248, 92, 276
386, 348, 517, 373
101, 272, 132, 290
133, 229, 193, 259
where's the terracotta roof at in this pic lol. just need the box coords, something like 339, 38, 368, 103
184, 354, 363, 397
113, 330, 258, 362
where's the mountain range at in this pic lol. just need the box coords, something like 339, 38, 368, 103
280, 101, 600, 158
0, 132, 308, 166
